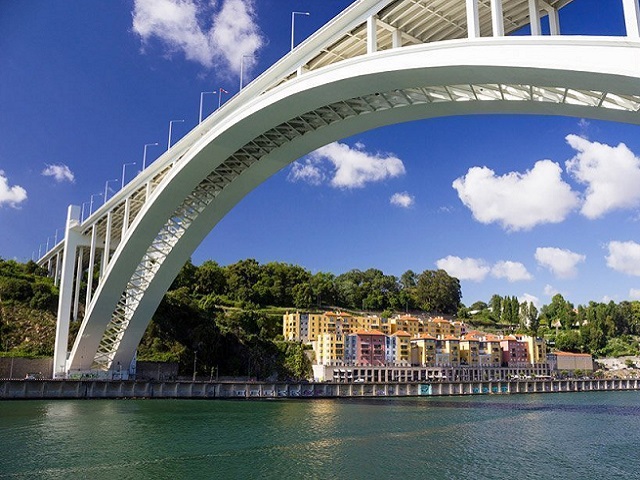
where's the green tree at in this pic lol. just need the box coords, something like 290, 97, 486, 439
292, 283, 313, 309
489, 294, 502, 321
555, 329, 582, 352
170, 259, 198, 291
195, 260, 227, 296
310, 272, 338, 307
415, 269, 461, 314
225, 259, 262, 305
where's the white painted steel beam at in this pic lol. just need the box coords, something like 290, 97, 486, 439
466, 0, 480, 38
86, 225, 97, 307
73, 248, 83, 321
529, 0, 542, 35
367, 15, 378, 53
491, 0, 505, 37
53, 206, 81, 378
623, 0, 640, 37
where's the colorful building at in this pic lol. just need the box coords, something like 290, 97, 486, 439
500, 335, 530, 367
386, 331, 411, 366
345, 330, 387, 366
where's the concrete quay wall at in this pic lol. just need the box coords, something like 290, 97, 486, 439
1, 378, 639, 400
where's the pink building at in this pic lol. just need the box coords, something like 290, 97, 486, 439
345, 330, 386, 366
500, 335, 529, 367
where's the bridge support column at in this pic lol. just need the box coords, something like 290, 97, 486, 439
545, 6, 560, 35
392, 28, 402, 48
100, 211, 113, 279
86, 224, 98, 307
466, 0, 480, 38
53, 205, 81, 378
367, 15, 377, 53
122, 196, 131, 239
528, 0, 541, 35
490, 0, 504, 37
73, 247, 84, 321
54, 252, 62, 287
623, 0, 640, 37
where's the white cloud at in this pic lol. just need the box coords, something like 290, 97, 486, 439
544, 284, 558, 297
209, 0, 262, 75
606, 241, 640, 276
0, 171, 27, 208
519, 293, 540, 308
435, 256, 490, 282
630, 288, 640, 300
42, 164, 75, 183
288, 160, 324, 186
491, 261, 532, 282
132, 0, 263, 74
452, 160, 579, 231
535, 247, 586, 279
565, 135, 640, 219
577, 119, 590, 132
390, 192, 414, 208
289, 141, 406, 189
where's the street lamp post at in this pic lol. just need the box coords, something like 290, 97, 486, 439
104, 179, 119, 203
240, 54, 254, 90
168, 120, 185, 150
121, 162, 136, 189
217, 87, 228, 110
81, 201, 90, 222
291, 11, 310, 51
199, 91, 215, 123
193, 350, 198, 382
142, 142, 159, 170
89, 193, 102, 216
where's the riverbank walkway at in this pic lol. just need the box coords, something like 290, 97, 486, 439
2, 378, 639, 400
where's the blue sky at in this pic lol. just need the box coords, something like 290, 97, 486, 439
2, 0, 640, 308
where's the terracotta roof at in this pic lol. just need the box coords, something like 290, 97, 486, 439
393, 330, 411, 336
412, 334, 437, 341
460, 336, 479, 342
325, 311, 352, 317
354, 329, 385, 336
443, 335, 459, 341
432, 318, 450, 323
553, 351, 592, 357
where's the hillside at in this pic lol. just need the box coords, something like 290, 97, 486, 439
2, 258, 640, 377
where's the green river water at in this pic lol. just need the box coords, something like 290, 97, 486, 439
1, 391, 639, 479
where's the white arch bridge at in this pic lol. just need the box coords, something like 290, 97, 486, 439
38, 0, 640, 378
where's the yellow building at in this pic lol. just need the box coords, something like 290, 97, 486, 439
482, 335, 504, 367
389, 315, 424, 337
426, 317, 456, 337
284, 311, 355, 342
517, 335, 547, 366
312, 333, 345, 366
410, 335, 437, 366
443, 336, 460, 367
387, 331, 411, 365
459, 338, 480, 367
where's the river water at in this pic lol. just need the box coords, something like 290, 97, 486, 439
1, 391, 639, 479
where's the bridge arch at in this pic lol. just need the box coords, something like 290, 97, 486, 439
65, 37, 640, 374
